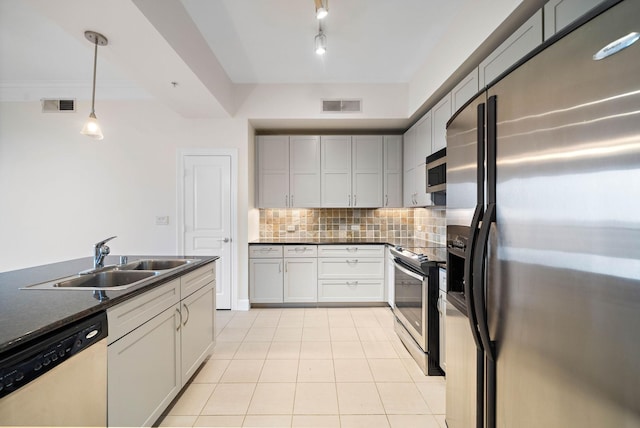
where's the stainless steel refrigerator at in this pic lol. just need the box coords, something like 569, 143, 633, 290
445, 1, 640, 427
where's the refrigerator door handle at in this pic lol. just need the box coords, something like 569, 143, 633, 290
464, 204, 484, 350
472, 203, 496, 362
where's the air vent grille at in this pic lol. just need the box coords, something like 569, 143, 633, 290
322, 99, 362, 113
41, 99, 76, 113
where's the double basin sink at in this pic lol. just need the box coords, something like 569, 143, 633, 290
24, 259, 194, 291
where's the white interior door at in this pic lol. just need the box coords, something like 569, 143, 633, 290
182, 155, 232, 309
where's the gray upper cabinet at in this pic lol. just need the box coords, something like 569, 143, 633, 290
321, 135, 352, 207
289, 136, 321, 207
351, 135, 383, 208
452, 68, 480, 114
432, 93, 452, 153
257, 135, 321, 208
257, 136, 289, 208
383, 135, 403, 208
479, 9, 543, 87
544, 0, 605, 40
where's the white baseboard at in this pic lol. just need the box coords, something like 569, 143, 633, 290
235, 299, 250, 311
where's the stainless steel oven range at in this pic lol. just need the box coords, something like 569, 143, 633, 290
391, 244, 446, 376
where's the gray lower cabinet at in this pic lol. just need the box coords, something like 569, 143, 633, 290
106, 263, 216, 427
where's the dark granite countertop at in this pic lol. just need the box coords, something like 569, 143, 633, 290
249, 238, 444, 248
0, 255, 217, 355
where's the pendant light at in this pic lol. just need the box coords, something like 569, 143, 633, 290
81, 31, 108, 140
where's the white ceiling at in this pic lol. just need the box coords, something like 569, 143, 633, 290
0, 0, 530, 125
180, 0, 467, 84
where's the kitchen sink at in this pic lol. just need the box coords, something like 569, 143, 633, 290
54, 270, 157, 289
22, 258, 195, 291
116, 259, 193, 271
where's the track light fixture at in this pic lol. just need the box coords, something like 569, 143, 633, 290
315, 24, 327, 55
81, 30, 108, 140
315, 0, 328, 19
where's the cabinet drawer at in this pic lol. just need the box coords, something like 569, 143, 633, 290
249, 245, 284, 258
318, 258, 384, 279
318, 280, 385, 302
283, 245, 317, 257
107, 279, 180, 344
181, 263, 216, 297
317, 245, 385, 258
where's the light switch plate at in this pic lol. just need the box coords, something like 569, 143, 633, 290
155, 216, 169, 225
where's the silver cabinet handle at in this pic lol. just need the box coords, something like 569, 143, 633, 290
354, 194, 357, 206
346, 247, 358, 252
279, 261, 282, 273
285, 261, 288, 273
385, 194, 389, 206
346, 259, 359, 264
346, 281, 358, 286
291, 195, 294, 206
182, 303, 190, 326
175, 308, 182, 331
285, 194, 288, 207
219, 237, 230, 243
348, 194, 351, 206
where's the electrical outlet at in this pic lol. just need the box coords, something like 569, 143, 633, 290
155, 216, 169, 226
350, 225, 359, 231
287, 225, 296, 232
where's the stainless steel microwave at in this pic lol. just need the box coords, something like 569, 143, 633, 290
426, 148, 446, 193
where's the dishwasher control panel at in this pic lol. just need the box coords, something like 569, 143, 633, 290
0, 311, 107, 399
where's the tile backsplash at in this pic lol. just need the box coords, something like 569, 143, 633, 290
259, 207, 446, 244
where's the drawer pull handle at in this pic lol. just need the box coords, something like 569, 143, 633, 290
347, 259, 359, 264
346, 281, 358, 287
346, 247, 358, 252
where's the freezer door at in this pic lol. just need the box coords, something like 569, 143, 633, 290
446, 93, 486, 229
487, 1, 640, 427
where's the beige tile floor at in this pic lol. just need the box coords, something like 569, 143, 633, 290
159, 307, 446, 428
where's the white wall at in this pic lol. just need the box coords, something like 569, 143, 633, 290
0, 100, 251, 305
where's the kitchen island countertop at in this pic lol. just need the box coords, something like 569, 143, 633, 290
0, 255, 217, 355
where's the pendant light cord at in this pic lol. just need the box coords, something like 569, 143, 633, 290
90, 39, 98, 115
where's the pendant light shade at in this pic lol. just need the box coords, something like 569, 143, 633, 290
81, 31, 108, 141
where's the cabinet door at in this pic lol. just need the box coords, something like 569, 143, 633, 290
249, 258, 283, 303
108, 305, 181, 428
290, 136, 321, 207
403, 167, 415, 207
257, 136, 290, 208
181, 282, 216, 383
321, 136, 352, 207
544, 0, 604, 40
403, 126, 417, 171
414, 164, 431, 207
415, 112, 433, 162
352, 135, 383, 207
432, 93, 452, 153
284, 258, 318, 303
452, 68, 479, 115
479, 10, 543, 86
383, 136, 403, 208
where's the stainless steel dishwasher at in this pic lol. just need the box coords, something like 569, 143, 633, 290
0, 312, 108, 426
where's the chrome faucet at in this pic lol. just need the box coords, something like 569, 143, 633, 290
93, 236, 117, 269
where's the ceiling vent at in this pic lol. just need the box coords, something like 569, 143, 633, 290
41, 99, 76, 113
322, 99, 362, 113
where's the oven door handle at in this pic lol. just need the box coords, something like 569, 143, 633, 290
394, 261, 425, 281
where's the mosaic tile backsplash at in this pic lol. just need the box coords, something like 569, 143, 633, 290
259, 207, 446, 244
